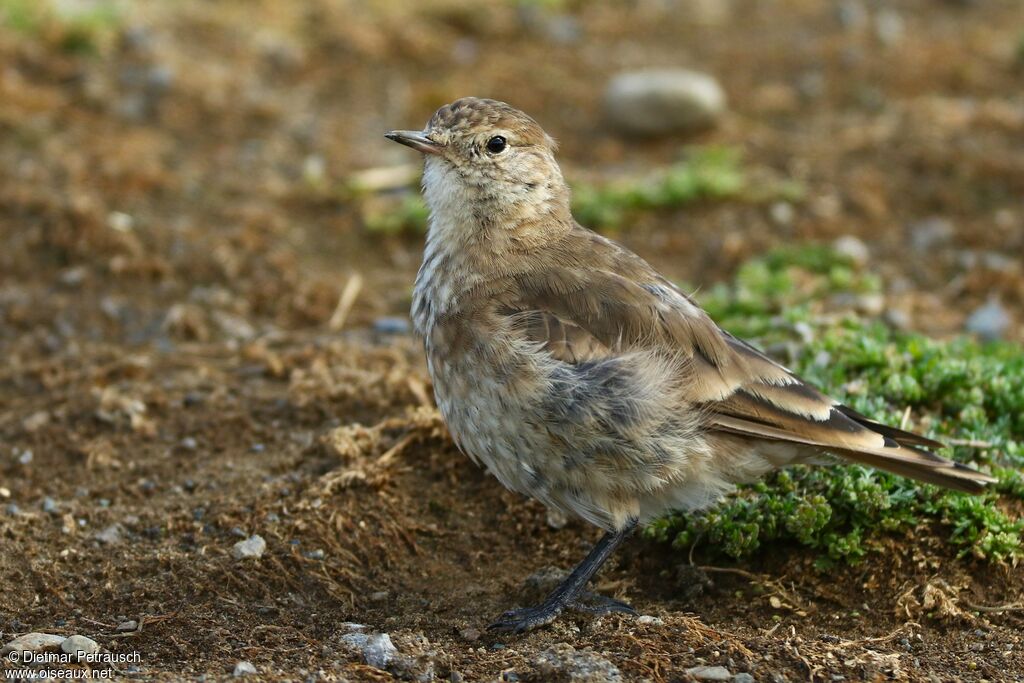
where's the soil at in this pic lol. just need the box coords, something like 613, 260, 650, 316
1, 1, 1023, 681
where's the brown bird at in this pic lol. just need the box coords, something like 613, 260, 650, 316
385, 97, 995, 633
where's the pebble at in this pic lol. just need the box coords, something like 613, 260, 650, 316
6, 503, 20, 516
2, 633, 66, 655
637, 615, 664, 626
534, 643, 622, 682
832, 235, 870, 266
909, 217, 954, 252
42, 497, 58, 513
95, 524, 125, 545
732, 674, 755, 683
233, 660, 257, 677
965, 299, 1010, 342
685, 665, 733, 681
232, 535, 266, 560
18, 450, 33, 464
116, 620, 138, 632
340, 632, 398, 670
604, 69, 727, 136
373, 317, 411, 335
60, 635, 99, 657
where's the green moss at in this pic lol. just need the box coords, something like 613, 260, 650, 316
0, 0, 121, 54
644, 244, 1024, 566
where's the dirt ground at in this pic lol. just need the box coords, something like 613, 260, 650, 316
1, 0, 1023, 681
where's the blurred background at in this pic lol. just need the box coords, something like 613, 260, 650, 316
1, 0, 1023, 680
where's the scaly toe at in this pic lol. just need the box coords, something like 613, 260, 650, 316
487, 605, 563, 634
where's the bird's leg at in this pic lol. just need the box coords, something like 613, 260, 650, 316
488, 520, 638, 633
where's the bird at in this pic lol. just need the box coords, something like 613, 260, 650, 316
384, 97, 996, 634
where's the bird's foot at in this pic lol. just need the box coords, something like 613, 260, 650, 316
487, 603, 564, 634
569, 590, 636, 616
487, 592, 634, 633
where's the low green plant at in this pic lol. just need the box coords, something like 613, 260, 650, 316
644, 245, 1023, 566
0, 0, 121, 54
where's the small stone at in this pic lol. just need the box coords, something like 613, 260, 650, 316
535, 643, 622, 682
769, 202, 794, 227
22, 411, 50, 432
732, 675, 755, 683
460, 627, 481, 642
637, 615, 664, 626
965, 299, 1010, 342
686, 665, 733, 682
233, 660, 257, 677
0, 487, 7, 498
180, 437, 198, 450
95, 524, 125, 546
116, 620, 138, 632
363, 633, 398, 669
369, 591, 389, 602
909, 217, 954, 252
42, 497, 58, 513
373, 317, 411, 335
874, 9, 904, 45
604, 69, 726, 136
6, 503, 20, 516
61, 635, 99, 657
832, 235, 870, 266
2, 633, 66, 655
303, 549, 325, 560
232, 535, 266, 560
18, 450, 33, 465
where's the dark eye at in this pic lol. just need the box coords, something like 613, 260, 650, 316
486, 136, 507, 154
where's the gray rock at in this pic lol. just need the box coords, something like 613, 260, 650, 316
116, 620, 138, 632
535, 643, 622, 682
604, 70, 726, 136
340, 631, 398, 670
363, 633, 398, 670
42, 497, 58, 513
373, 317, 411, 335
832, 235, 870, 266
2, 633, 66, 655
95, 524, 125, 546
874, 9, 904, 45
61, 635, 99, 657
231, 535, 266, 560
686, 665, 733, 681
733, 674, 755, 683
5, 503, 20, 516
233, 660, 257, 676
909, 217, 954, 252
637, 615, 664, 626
965, 299, 1010, 342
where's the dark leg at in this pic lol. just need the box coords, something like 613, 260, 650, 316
488, 520, 638, 633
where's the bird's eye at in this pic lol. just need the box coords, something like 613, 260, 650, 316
486, 136, 507, 154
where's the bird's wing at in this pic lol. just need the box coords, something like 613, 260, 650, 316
503, 227, 994, 494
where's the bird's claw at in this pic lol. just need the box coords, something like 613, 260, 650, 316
487, 604, 563, 634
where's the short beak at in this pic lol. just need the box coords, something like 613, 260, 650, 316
384, 130, 442, 155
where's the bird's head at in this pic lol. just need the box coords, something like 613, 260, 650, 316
386, 98, 571, 238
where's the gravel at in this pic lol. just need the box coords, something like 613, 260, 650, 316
340, 631, 398, 670
231, 534, 267, 560
604, 69, 726, 136
534, 643, 622, 682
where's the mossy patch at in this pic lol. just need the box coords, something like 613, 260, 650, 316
644, 245, 1024, 566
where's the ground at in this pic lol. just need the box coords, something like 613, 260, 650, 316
1, 0, 1023, 681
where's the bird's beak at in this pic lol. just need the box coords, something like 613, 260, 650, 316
385, 130, 442, 155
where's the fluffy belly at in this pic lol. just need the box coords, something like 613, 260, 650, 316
426, 340, 787, 531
